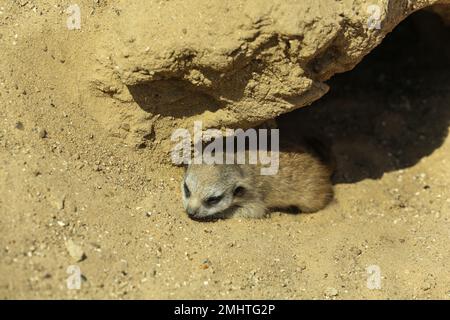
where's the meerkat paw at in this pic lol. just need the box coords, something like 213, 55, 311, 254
233, 201, 268, 219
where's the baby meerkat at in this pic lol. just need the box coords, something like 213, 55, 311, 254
182, 141, 334, 220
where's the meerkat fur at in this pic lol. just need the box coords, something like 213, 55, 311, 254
181, 142, 334, 220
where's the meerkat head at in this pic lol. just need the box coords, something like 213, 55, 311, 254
182, 164, 248, 220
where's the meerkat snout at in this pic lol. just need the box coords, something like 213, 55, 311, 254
181, 142, 334, 221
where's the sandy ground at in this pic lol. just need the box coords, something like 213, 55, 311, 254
0, 3, 449, 299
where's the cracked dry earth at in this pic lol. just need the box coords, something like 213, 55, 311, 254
1, 2, 450, 299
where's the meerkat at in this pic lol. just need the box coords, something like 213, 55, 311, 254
181, 140, 334, 220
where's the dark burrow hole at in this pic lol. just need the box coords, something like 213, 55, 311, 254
277, 9, 450, 184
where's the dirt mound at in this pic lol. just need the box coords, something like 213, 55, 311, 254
93, 0, 449, 145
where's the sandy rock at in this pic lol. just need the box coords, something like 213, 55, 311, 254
94, 0, 450, 142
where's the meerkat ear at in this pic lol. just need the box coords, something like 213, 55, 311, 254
233, 185, 246, 197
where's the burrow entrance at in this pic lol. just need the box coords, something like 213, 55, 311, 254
277, 10, 450, 184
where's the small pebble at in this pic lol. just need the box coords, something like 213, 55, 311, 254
350, 247, 362, 256
38, 128, 47, 138
65, 240, 86, 262
55, 195, 65, 210
57, 221, 66, 227
15, 121, 24, 130
324, 287, 339, 297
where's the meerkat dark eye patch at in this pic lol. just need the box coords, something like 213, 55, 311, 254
205, 195, 223, 206
233, 186, 245, 197
183, 182, 191, 198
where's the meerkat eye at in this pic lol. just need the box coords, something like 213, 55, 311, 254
205, 195, 223, 206
233, 186, 245, 197
183, 183, 191, 198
